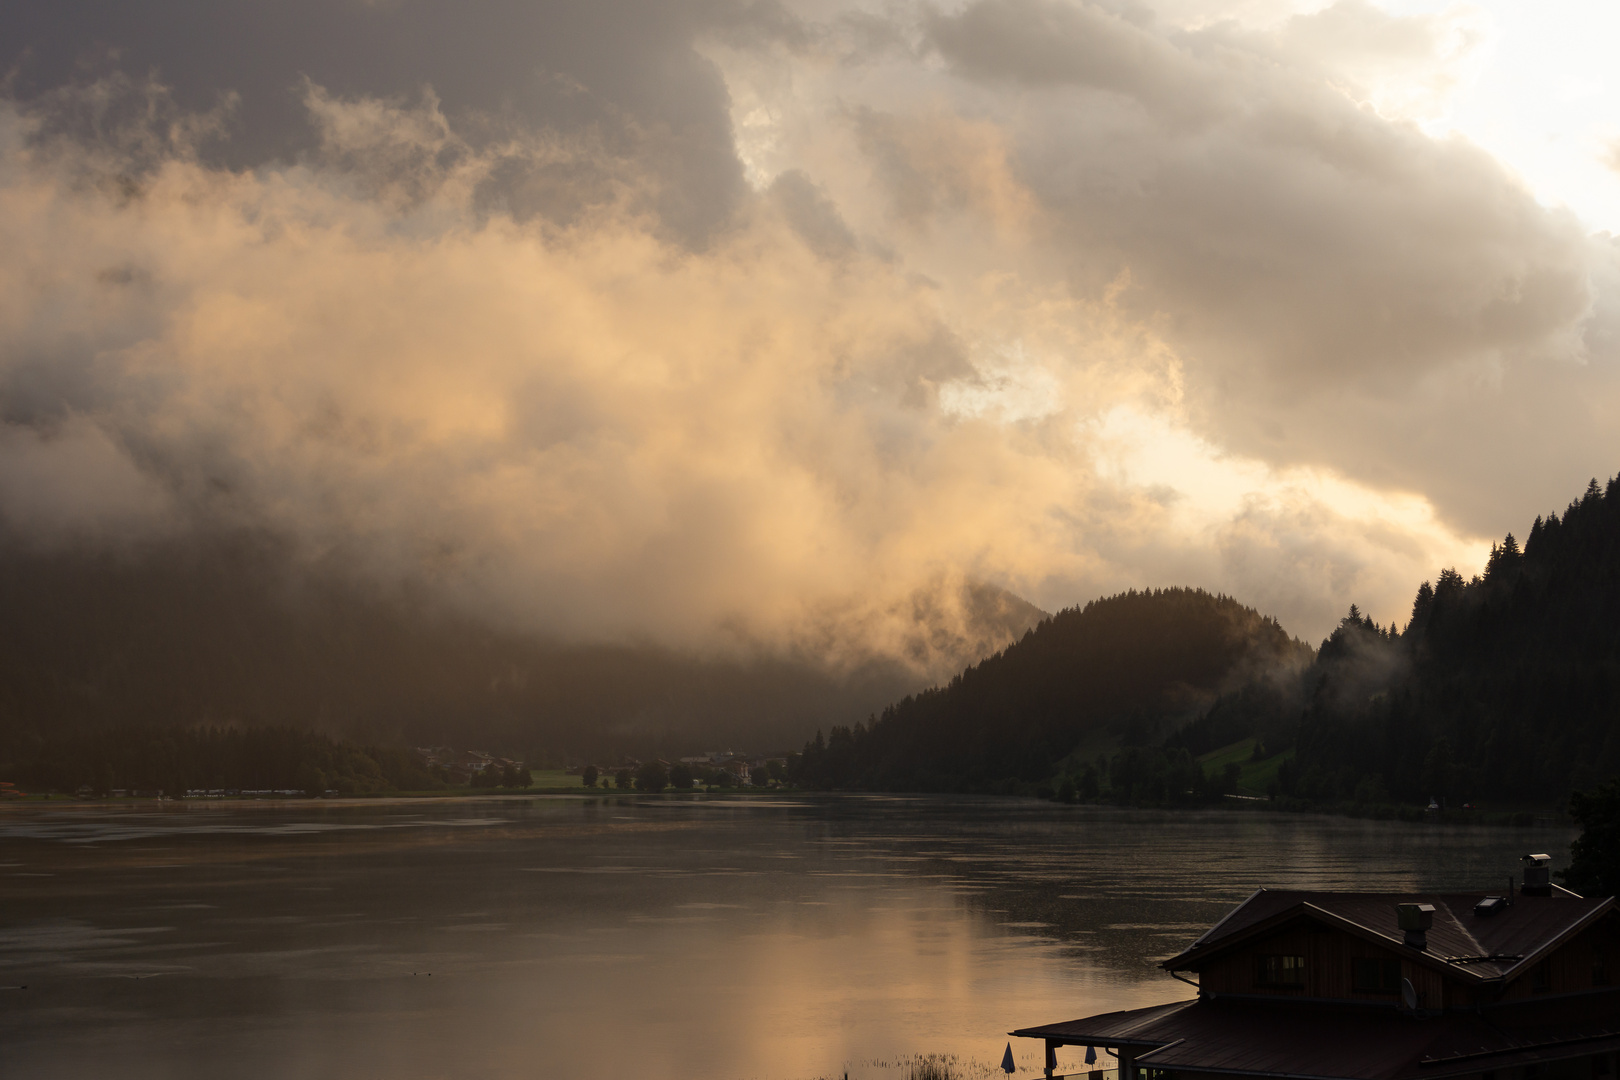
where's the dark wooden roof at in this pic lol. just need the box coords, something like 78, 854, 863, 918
1160, 889, 1614, 983
1012, 989, 1620, 1080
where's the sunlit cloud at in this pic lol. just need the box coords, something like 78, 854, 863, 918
2, 0, 1618, 675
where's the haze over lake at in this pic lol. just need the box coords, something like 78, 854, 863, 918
1, 797, 1577, 1079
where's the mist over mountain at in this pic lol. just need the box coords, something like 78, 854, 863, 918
0, 529, 1045, 762
10, 468, 1620, 812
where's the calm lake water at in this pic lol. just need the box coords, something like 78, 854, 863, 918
0, 795, 1578, 1079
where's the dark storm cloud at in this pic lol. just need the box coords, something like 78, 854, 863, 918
926, 0, 1588, 386
926, 0, 1210, 116
3, 0, 765, 240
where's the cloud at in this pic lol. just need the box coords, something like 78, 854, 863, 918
4, 0, 1617, 671
0, 415, 175, 542
1604, 137, 1620, 177
1, 0, 750, 241
1275, 0, 1490, 124
0, 81, 1101, 674
917, 0, 1588, 393
925, 0, 1210, 116
711, 0, 1616, 542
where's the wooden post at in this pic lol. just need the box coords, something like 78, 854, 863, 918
1119, 1047, 1136, 1080
1045, 1039, 1058, 1079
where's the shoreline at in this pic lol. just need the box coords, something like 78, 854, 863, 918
0, 787, 800, 811
0, 788, 1573, 830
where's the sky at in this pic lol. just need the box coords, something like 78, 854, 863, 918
1, 0, 1617, 675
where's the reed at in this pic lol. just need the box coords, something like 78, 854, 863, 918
902, 1054, 957, 1080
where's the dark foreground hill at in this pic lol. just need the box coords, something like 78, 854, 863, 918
792, 587, 1311, 792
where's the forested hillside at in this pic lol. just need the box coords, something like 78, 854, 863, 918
792, 588, 1310, 791
1282, 475, 1620, 805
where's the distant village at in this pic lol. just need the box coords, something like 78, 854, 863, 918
409, 747, 531, 787
0, 743, 794, 801
411, 746, 789, 789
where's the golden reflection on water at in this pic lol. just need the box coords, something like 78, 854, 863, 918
0, 796, 1577, 1079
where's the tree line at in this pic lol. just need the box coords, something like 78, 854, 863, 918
1280, 474, 1620, 807
4, 725, 449, 796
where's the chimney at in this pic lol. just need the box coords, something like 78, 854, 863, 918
1398, 903, 1435, 950
1521, 854, 1552, 897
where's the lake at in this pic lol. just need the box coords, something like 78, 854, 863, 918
0, 794, 1578, 1079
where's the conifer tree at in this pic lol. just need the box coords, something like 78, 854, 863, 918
1562, 780, 1620, 898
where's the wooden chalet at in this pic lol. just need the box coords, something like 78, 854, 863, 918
1012, 856, 1620, 1080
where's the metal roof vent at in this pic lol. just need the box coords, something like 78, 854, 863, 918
1398, 902, 1435, 950
1521, 853, 1552, 897
1473, 895, 1508, 917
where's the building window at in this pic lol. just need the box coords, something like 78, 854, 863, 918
1255, 954, 1306, 987
1531, 961, 1551, 994
1353, 957, 1402, 994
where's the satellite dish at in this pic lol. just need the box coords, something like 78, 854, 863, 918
1401, 977, 1419, 1011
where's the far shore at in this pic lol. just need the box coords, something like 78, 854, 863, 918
0, 786, 806, 810
0, 788, 1572, 830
